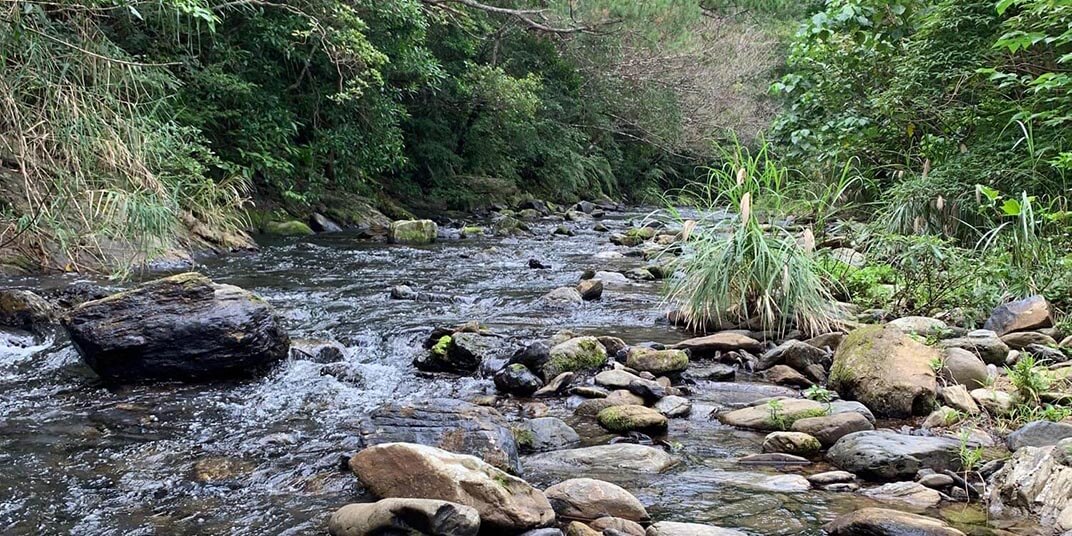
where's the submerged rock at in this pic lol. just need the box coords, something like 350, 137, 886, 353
356, 399, 521, 474
327, 499, 480, 536
62, 272, 289, 382
825, 508, 965, 536
350, 443, 554, 532
543, 287, 584, 304
829, 324, 937, 418
645, 521, 746, 536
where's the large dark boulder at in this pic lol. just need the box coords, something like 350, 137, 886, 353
62, 272, 289, 382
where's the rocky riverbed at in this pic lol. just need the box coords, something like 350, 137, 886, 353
0, 204, 1067, 535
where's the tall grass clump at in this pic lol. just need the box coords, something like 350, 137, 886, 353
0, 2, 247, 273
665, 140, 842, 336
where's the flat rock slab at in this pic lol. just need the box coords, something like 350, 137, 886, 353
671, 333, 762, 356
356, 398, 521, 474
1007, 420, 1072, 451
861, 481, 941, 510
826, 507, 965, 536
524, 444, 678, 475
645, 521, 747, 536
826, 430, 962, 480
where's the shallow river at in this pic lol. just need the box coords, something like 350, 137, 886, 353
0, 209, 1025, 535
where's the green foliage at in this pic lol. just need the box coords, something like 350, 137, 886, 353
666, 140, 843, 335
804, 385, 834, 403
1006, 354, 1053, 404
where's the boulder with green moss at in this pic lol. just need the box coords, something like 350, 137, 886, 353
625, 347, 688, 375
389, 219, 438, 244
62, 272, 290, 382
829, 324, 938, 418
263, 220, 315, 236
539, 336, 607, 381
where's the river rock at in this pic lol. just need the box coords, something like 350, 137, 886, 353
565, 521, 601, 536
626, 378, 666, 402
672, 332, 762, 356
517, 417, 581, 453
922, 406, 961, 429
310, 212, 343, 233
545, 478, 648, 523
389, 219, 437, 244
645, 521, 746, 536
888, 316, 948, 336
356, 399, 521, 474
791, 412, 874, 447
940, 329, 1009, 365
0, 289, 55, 332
807, 471, 855, 485
862, 481, 942, 509
543, 287, 584, 304
829, 324, 937, 418
62, 272, 289, 382
596, 369, 643, 389
970, 388, 1014, 415
327, 499, 480, 536
510, 341, 552, 371
625, 348, 688, 376
987, 440, 1072, 532
762, 432, 821, 457
1001, 331, 1058, 350
591, 517, 645, 536
939, 385, 980, 415
495, 364, 544, 396
524, 444, 677, 475
598, 405, 668, 435
264, 220, 314, 236
757, 339, 830, 379
763, 365, 813, 387
577, 280, 603, 301
605, 389, 646, 407
717, 398, 828, 432
349, 443, 555, 532
826, 430, 962, 479
541, 337, 607, 380
417, 332, 512, 373
940, 347, 989, 388
825, 508, 965, 536
984, 295, 1052, 336
1007, 420, 1072, 451
289, 338, 346, 363
654, 395, 692, 417
533, 372, 574, 398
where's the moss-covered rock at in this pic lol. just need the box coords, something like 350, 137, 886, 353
540, 336, 607, 381
597, 404, 668, 434
830, 324, 938, 418
389, 219, 438, 244
263, 220, 315, 236
625, 348, 688, 375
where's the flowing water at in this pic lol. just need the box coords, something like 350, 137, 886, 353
0, 209, 1025, 535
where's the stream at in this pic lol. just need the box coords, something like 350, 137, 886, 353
0, 208, 1022, 535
